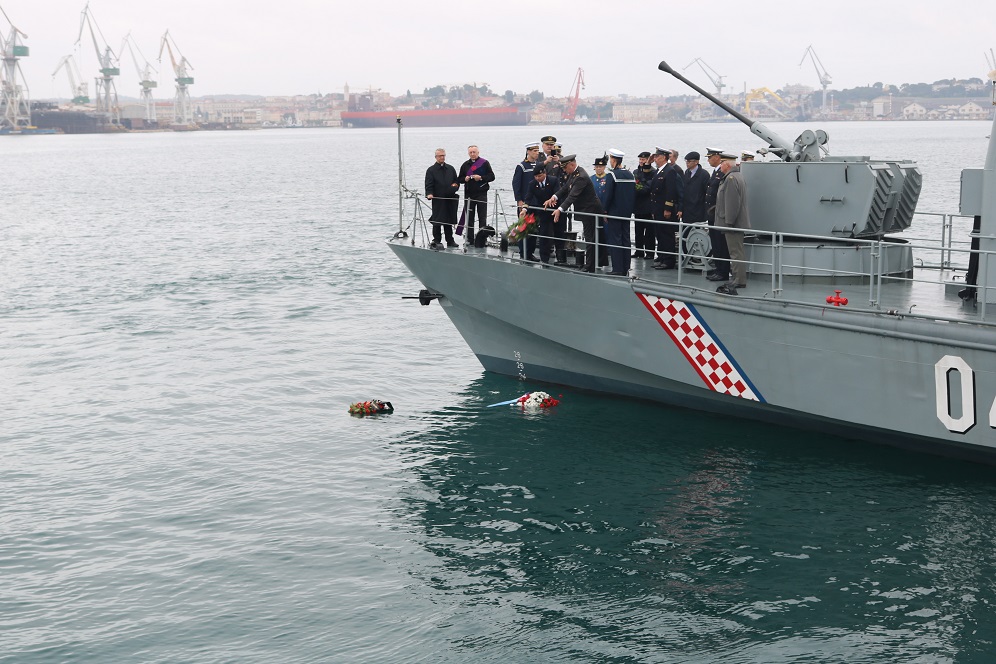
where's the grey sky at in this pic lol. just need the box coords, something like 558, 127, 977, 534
5, 1, 995, 100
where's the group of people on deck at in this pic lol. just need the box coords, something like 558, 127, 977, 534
425, 135, 753, 294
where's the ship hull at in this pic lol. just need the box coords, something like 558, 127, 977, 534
342, 107, 528, 128
390, 241, 996, 464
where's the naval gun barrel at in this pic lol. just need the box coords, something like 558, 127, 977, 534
658, 59, 799, 160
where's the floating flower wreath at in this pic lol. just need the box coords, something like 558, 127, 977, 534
515, 391, 560, 411
349, 399, 394, 416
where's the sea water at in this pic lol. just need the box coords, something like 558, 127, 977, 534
3, 121, 996, 662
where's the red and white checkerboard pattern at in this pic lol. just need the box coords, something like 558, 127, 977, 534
638, 294, 760, 401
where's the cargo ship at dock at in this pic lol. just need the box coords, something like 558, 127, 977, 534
341, 105, 529, 128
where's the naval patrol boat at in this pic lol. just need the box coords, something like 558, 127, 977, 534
389, 60, 996, 464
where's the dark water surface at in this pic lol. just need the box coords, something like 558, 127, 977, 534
3, 123, 996, 662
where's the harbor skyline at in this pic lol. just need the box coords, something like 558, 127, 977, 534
4, 0, 995, 101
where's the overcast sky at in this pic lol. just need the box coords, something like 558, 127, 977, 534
5, 1, 995, 100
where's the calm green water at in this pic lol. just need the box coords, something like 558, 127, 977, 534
3, 122, 996, 663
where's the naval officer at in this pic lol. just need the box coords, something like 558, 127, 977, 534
512, 141, 540, 213
632, 151, 656, 259
648, 146, 683, 269
704, 148, 730, 282
545, 154, 604, 273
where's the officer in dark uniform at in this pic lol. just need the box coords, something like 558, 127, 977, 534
648, 146, 683, 269
605, 148, 636, 275
545, 154, 604, 273
524, 162, 561, 264
590, 155, 612, 268
632, 151, 656, 259
704, 148, 730, 281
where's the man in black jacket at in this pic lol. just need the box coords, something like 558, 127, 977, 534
681, 151, 710, 224
545, 154, 604, 272
425, 148, 459, 248
456, 145, 495, 245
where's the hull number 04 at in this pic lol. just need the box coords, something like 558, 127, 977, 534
934, 355, 996, 434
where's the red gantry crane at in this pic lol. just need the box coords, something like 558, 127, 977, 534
561, 67, 584, 123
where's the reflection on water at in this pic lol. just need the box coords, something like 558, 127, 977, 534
394, 375, 996, 662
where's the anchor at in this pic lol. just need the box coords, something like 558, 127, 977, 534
826, 290, 848, 307
401, 289, 441, 306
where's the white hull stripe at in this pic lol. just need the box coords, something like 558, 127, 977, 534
637, 293, 765, 402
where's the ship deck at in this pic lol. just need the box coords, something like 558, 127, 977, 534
394, 235, 988, 327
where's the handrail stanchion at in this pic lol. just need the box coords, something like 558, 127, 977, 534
981, 250, 988, 319
677, 218, 684, 284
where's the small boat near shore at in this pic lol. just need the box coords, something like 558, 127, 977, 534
390, 60, 996, 464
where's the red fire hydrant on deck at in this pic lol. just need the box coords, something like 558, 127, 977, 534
826, 290, 848, 307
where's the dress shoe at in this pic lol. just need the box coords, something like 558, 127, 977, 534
631, 251, 644, 259
654, 262, 676, 270
581, 267, 595, 273
706, 273, 727, 282
553, 260, 568, 266
430, 241, 440, 249
607, 271, 628, 276
527, 255, 539, 262
959, 287, 977, 301
446, 241, 459, 248
716, 284, 739, 295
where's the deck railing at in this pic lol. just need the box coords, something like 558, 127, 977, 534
401, 187, 994, 321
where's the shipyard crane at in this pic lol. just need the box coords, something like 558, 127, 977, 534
52, 54, 90, 105
799, 45, 832, 117
121, 33, 157, 123
744, 87, 789, 119
0, 4, 32, 131
561, 67, 584, 122
158, 30, 194, 127
76, 2, 120, 124
683, 58, 726, 96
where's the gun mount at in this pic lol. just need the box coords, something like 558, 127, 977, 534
658, 58, 922, 241
659, 59, 826, 162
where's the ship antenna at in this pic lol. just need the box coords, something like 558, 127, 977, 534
395, 116, 408, 238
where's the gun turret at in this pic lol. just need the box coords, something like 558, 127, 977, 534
658, 60, 826, 162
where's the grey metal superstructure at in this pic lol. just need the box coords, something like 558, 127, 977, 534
388, 62, 996, 464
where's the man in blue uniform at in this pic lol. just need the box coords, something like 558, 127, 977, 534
524, 162, 561, 263
545, 154, 604, 273
590, 155, 612, 268
632, 151, 656, 259
648, 146, 683, 269
512, 141, 540, 258
605, 148, 636, 275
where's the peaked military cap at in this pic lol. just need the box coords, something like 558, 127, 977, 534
653, 146, 669, 156
559, 153, 577, 164
719, 152, 739, 161
638, 151, 652, 158
607, 148, 625, 159
705, 147, 723, 156
684, 151, 701, 161
533, 162, 547, 175
541, 135, 557, 144
741, 151, 756, 160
